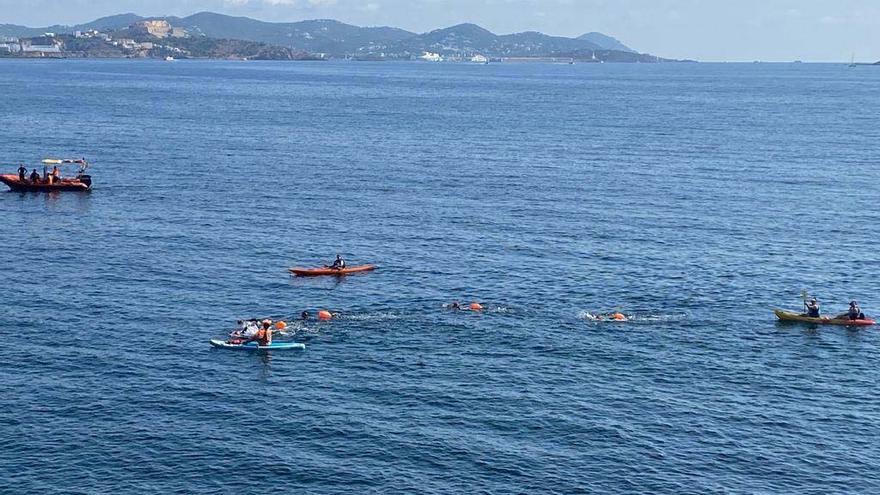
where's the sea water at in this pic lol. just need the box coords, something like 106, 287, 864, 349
1, 59, 879, 493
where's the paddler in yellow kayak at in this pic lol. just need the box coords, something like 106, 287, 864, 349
804, 298, 820, 318
835, 301, 866, 321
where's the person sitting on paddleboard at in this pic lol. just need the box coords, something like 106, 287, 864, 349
228, 320, 260, 343
805, 298, 820, 318
330, 254, 346, 270
17, 164, 27, 181
241, 320, 260, 338
242, 319, 273, 346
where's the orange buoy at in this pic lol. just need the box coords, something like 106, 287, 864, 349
612, 312, 626, 321
317, 310, 332, 321
274, 320, 287, 330
469, 302, 483, 311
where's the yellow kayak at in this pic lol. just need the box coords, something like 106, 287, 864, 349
774, 309, 875, 326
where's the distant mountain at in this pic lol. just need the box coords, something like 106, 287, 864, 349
577, 32, 634, 53
0, 12, 668, 61
363, 23, 607, 59
170, 12, 415, 55
0, 12, 414, 55
0, 13, 143, 38
78, 13, 145, 31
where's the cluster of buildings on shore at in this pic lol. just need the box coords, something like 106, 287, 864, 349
1, 35, 61, 55
419, 51, 489, 63
0, 20, 187, 58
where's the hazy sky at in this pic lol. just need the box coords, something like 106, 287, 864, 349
2, 0, 879, 62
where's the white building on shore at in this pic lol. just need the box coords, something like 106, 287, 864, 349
420, 51, 442, 62
21, 39, 61, 54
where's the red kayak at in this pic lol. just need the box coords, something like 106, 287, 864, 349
289, 264, 377, 277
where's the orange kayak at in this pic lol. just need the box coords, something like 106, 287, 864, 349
288, 264, 377, 277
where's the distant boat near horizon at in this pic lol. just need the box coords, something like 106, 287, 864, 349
849, 53, 856, 67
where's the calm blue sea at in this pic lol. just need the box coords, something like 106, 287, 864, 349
1, 59, 879, 494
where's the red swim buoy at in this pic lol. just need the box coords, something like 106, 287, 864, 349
470, 302, 483, 311
317, 310, 332, 321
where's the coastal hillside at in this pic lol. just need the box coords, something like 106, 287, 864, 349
0, 12, 666, 61
176, 12, 415, 55
0, 13, 144, 38
0, 26, 321, 60
355, 23, 609, 59
0, 12, 416, 56
577, 32, 635, 53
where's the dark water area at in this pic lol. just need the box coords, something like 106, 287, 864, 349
1, 59, 879, 493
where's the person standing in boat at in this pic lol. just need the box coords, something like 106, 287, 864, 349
17, 164, 27, 182
805, 298, 820, 318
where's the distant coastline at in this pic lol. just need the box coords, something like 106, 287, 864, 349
0, 12, 685, 63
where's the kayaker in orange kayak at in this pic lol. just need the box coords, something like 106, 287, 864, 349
329, 254, 346, 270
